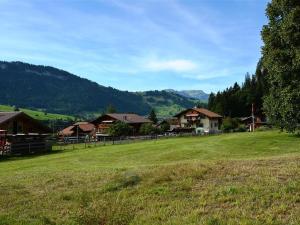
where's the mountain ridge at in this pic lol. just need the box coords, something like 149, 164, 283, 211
0, 61, 203, 118
164, 89, 209, 101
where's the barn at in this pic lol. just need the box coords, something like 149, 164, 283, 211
0, 111, 52, 155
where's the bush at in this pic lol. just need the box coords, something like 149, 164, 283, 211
160, 123, 170, 132
139, 123, 160, 135
255, 125, 272, 132
234, 124, 247, 132
221, 117, 239, 132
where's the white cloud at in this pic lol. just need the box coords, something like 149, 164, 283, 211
145, 59, 197, 72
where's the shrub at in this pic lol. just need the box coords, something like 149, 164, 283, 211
139, 123, 159, 135
234, 124, 247, 132
221, 117, 239, 132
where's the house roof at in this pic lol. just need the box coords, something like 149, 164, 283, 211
175, 108, 222, 119
76, 123, 95, 132
93, 113, 151, 124
0, 111, 23, 125
107, 113, 151, 124
59, 125, 74, 136
0, 111, 51, 133
59, 122, 95, 136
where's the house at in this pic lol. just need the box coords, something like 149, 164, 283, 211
240, 116, 268, 131
174, 108, 222, 133
0, 111, 51, 155
92, 113, 151, 135
59, 122, 95, 137
0, 111, 51, 134
157, 117, 180, 132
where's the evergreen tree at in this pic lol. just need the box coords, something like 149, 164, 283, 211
148, 109, 158, 124
106, 104, 117, 113
261, 0, 300, 133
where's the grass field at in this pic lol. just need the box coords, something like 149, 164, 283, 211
0, 131, 299, 225
0, 105, 74, 121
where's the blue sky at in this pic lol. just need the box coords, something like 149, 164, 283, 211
0, 0, 269, 93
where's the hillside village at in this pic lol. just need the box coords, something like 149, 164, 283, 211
0, 0, 299, 224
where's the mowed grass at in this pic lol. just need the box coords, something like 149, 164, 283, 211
0, 131, 299, 225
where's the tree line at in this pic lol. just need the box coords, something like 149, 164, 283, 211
209, 0, 300, 133
208, 60, 268, 118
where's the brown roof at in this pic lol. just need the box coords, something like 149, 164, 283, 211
59, 125, 74, 136
193, 108, 222, 118
107, 113, 151, 124
0, 111, 51, 133
0, 112, 23, 125
93, 113, 151, 124
175, 108, 222, 119
77, 123, 95, 132
59, 122, 95, 136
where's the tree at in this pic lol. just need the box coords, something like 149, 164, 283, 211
13, 105, 19, 111
160, 122, 170, 132
106, 104, 117, 113
139, 123, 154, 135
108, 121, 132, 137
196, 102, 208, 109
261, 0, 300, 133
148, 109, 158, 124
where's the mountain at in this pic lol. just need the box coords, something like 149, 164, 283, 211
138, 90, 199, 118
165, 89, 209, 101
0, 61, 201, 118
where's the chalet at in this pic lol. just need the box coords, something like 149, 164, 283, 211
0, 111, 51, 155
174, 108, 222, 133
0, 111, 51, 134
92, 113, 151, 135
157, 117, 180, 132
240, 116, 268, 131
59, 122, 95, 137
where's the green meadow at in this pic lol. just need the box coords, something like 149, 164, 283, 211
0, 131, 299, 225
0, 105, 74, 121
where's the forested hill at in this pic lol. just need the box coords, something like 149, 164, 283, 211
0, 61, 199, 117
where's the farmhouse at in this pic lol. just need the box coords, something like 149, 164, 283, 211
157, 117, 180, 132
240, 116, 268, 131
92, 113, 151, 135
174, 108, 222, 133
59, 122, 95, 137
0, 111, 51, 134
0, 111, 51, 155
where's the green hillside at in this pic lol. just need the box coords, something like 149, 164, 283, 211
0, 104, 74, 121
0, 61, 203, 118
138, 90, 200, 118
0, 131, 299, 224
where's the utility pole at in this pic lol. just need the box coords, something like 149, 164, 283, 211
252, 103, 255, 132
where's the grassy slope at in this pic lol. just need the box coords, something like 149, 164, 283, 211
0, 131, 299, 225
0, 104, 74, 121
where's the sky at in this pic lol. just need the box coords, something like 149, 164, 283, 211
0, 0, 269, 93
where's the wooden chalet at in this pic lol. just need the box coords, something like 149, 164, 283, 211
240, 116, 268, 131
174, 108, 222, 133
0, 111, 52, 155
59, 122, 95, 137
92, 113, 151, 136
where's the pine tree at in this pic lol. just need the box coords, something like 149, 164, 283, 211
261, 0, 300, 133
148, 109, 158, 124
106, 104, 117, 113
